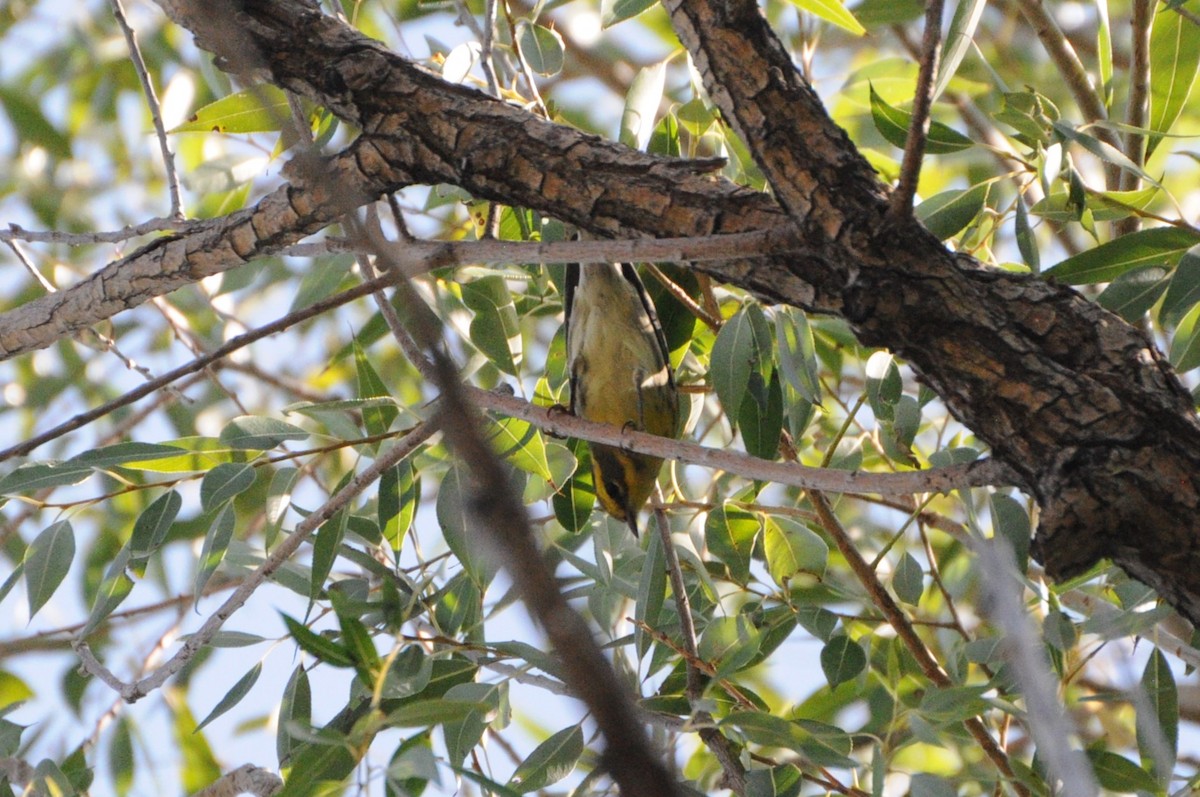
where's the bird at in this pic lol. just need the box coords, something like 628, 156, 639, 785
565, 260, 680, 536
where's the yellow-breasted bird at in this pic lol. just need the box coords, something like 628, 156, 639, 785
565, 261, 680, 536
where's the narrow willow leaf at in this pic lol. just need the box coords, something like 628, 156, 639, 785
1158, 244, 1200, 323
782, 0, 865, 35
552, 441, 595, 534
441, 682, 504, 766
200, 462, 256, 513
194, 504, 236, 601
600, 0, 656, 27
1138, 649, 1178, 780
916, 184, 990, 240
354, 340, 399, 436
81, 548, 134, 636
462, 276, 522, 376
710, 305, 758, 428
171, 85, 290, 133
24, 520, 75, 618
276, 665, 312, 765
265, 468, 301, 550
620, 60, 667, 151
196, 663, 262, 731
1014, 193, 1041, 272
1146, 3, 1200, 157
933, 0, 988, 100
280, 613, 355, 668
484, 417, 551, 481
380, 460, 419, 553
1097, 266, 1169, 322
109, 717, 134, 797
67, 442, 187, 470
0, 462, 91, 496
310, 501, 348, 600
1169, 302, 1200, 372
869, 84, 973, 153
219, 416, 309, 450
1043, 226, 1200, 284
1085, 749, 1160, 793
508, 725, 584, 793
634, 525, 666, 659
129, 490, 182, 569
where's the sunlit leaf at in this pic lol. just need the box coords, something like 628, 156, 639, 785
869, 85, 973, 153
171, 85, 291, 133
782, 0, 865, 36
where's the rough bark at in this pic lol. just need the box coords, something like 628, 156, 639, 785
2, 0, 1198, 623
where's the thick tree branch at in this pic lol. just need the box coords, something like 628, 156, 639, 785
659, 0, 1200, 623
5, 0, 1199, 625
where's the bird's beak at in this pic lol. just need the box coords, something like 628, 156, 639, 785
626, 513, 640, 538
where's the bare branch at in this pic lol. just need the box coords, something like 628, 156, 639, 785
889, 0, 945, 217
110, 0, 184, 217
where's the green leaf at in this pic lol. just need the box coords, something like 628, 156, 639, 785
1147, 3, 1200, 157
620, 60, 667, 151
67, 442, 189, 470
280, 613, 356, 668
869, 84, 974, 153
517, 23, 563, 76
441, 682, 505, 766
1014, 193, 1041, 272
705, 504, 761, 584
265, 468, 301, 549
763, 516, 827, 586
1096, 266, 1170, 322
744, 765, 803, 797
462, 276, 522, 376
782, 0, 865, 35
508, 725, 584, 793
436, 465, 500, 586
1085, 749, 1160, 793
698, 615, 763, 677
194, 504, 236, 600
1043, 226, 1200, 284
892, 552, 924, 605
311, 489, 349, 600
600, 0, 658, 28
81, 548, 134, 637
711, 305, 760, 428
196, 662, 262, 732
552, 441, 594, 534
775, 309, 821, 405
933, 0, 988, 101
109, 717, 134, 797
385, 698, 492, 728
380, 460, 419, 553
990, 493, 1031, 575
0, 462, 91, 496
277, 665, 312, 765
219, 416, 309, 450
738, 371, 783, 460
24, 520, 75, 618
916, 184, 989, 240
1159, 244, 1200, 323
200, 462, 256, 512
128, 490, 181, 568
634, 523, 666, 659
820, 635, 865, 687
380, 645, 432, 700
919, 685, 991, 721
0, 86, 71, 159
1138, 649, 1178, 779
171, 85, 291, 133
290, 254, 354, 313
1169, 302, 1200, 372
484, 417, 551, 481
354, 340, 399, 436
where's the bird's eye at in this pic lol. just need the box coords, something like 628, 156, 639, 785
604, 478, 625, 501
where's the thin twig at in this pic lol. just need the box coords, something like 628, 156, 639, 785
480, 0, 502, 96
73, 420, 436, 702
809, 491, 1029, 796
0, 216, 201, 246
110, 0, 183, 218
1116, 0, 1152, 236
889, 0, 945, 217
0, 271, 401, 463
651, 499, 748, 795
